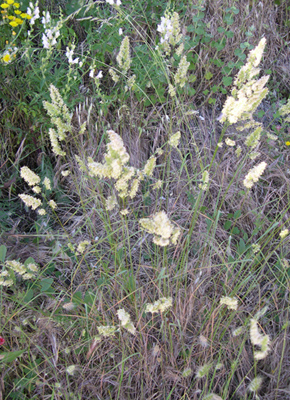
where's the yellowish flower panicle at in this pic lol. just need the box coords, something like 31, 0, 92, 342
278, 98, 290, 122
43, 85, 72, 156
32, 185, 41, 194
220, 296, 238, 310
250, 318, 271, 360
105, 194, 118, 211
76, 240, 90, 255
48, 199, 57, 209
37, 208, 46, 215
75, 154, 87, 172
221, 38, 269, 125
225, 138, 235, 147
142, 156, 156, 177
19, 194, 42, 210
248, 376, 263, 393
169, 131, 181, 148
109, 68, 119, 83
97, 325, 116, 337
139, 211, 181, 247
280, 229, 289, 239
145, 297, 172, 314
116, 36, 131, 75
129, 178, 140, 199
199, 170, 209, 191
20, 166, 40, 186
174, 55, 190, 88
196, 363, 212, 378
243, 161, 267, 189
117, 308, 136, 335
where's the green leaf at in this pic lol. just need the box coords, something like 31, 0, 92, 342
204, 71, 213, 80
217, 27, 225, 33
234, 210, 241, 219
0, 350, 26, 363
40, 278, 54, 292
222, 76, 233, 87
23, 289, 34, 303
225, 30, 234, 38
224, 220, 232, 230
232, 227, 240, 235
208, 98, 216, 105
0, 245, 7, 262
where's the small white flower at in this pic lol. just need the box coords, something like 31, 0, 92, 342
96, 70, 103, 79
119, 28, 123, 35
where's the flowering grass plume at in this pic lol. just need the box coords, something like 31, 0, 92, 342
250, 318, 271, 360
248, 376, 263, 393
145, 297, 173, 314
220, 38, 269, 124
243, 161, 267, 189
220, 296, 238, 310
117, 308, 136, 335
97, 326, 116, 337
43, 84, 72, 156
139, 211, 181, 246
20, 166, 40, 187
88, 130, 158, 202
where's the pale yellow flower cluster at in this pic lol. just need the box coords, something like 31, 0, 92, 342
76, 240, 90, 255
117, 308, 136, 335
0, 269, 13, 287
174, 55, 190, 88
250, 318, 271, 360
248, 376, 263, 393
196, 363, 212, 378
199, 170, 209, 191
280, 229, 289, 239
278, 98, 290, 122
225, 138, 235, 147
145, 297, 172, 314
243, 161, 267, 189
88, 130, 157, 206
221, 38, 269, 125
97, 325, 116, 337
19, 194, 42, 210
3, 260, 39, 284
220, 296, 238, 310
116, 36, 131, 75
168, 131, 181, 148
20, 166, 40, 186
139, 211, 181, 246
43, 84, 72, 156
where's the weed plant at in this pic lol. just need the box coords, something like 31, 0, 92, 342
1, 0, 290, 399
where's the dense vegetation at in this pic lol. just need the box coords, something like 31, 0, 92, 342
1, 0, 290, 399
